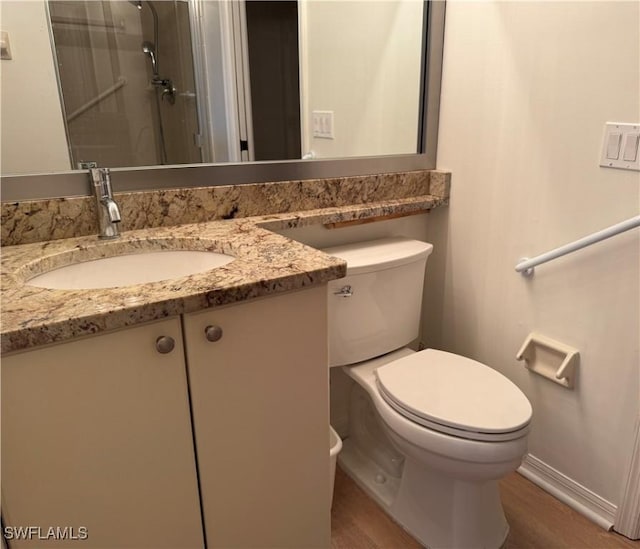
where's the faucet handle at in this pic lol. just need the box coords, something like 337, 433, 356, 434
89, 166, 108, 182
90, 167, 121, 239
89, 167, 112, 196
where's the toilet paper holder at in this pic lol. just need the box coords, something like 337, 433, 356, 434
516, 332, 579, 389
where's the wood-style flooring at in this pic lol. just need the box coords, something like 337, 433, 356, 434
331, 465, 639, 549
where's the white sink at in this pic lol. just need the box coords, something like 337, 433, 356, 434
26, 250, 235, 290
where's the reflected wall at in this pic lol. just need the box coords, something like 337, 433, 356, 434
0, 1, 70, 174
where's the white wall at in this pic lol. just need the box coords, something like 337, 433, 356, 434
425, 1, 639, 507
301, 0, 423, 159
0, 1, 70, 174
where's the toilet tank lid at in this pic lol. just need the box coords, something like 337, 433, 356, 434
323, 238, 433, 275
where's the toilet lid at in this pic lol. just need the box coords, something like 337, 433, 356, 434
375, 349, 532, 441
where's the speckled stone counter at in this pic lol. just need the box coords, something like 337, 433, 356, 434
1, 169, 450, 247
1, 218, 346, 353
1, 171, 450, 354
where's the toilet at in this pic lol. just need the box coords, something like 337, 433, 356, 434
324, 237, 532, 549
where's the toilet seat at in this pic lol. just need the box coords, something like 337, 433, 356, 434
375, 349, 532, 442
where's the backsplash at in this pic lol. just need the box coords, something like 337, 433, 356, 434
1, 170, 450, 247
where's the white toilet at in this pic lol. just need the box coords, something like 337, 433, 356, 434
324, 237, 532, 549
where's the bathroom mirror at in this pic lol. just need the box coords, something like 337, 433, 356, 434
0, 0, 444, 201
1, 0, 429, 176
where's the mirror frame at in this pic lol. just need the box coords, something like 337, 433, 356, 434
0, 1, 445, 202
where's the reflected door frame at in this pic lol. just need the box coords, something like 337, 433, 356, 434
190, 0, 254, 163
229, 0, 254, 162
298, 0, 310, 159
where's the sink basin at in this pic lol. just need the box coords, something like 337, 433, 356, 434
26, 250, 235, 290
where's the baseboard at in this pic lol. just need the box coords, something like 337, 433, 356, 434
518, 454, 617, 531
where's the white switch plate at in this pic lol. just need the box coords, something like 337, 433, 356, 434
600, 122, 640, 171
312, 111, 334, 139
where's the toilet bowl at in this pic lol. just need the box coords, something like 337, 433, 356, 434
324, 238, 532, 549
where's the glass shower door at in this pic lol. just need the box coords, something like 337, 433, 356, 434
48, 0, 202, 169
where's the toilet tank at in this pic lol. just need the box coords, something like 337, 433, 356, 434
323, 238, 433, 367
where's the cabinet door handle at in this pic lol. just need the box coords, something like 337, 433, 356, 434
156, 336, 175, 354
204, 325, 223, 342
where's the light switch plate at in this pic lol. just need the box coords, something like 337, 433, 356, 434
600, 122, 640, 171
312, 111, 334, 139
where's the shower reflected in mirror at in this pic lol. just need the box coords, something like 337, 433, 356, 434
48, 0, 199, 168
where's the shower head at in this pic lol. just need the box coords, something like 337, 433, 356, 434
141, 41, 158, 76
133, 0, 160, 76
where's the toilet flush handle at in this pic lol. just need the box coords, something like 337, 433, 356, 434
333, 285, 353, 297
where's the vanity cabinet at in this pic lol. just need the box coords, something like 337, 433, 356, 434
2, 285, 330, 548
183, 285, 330, 548
1, 317, 204, 549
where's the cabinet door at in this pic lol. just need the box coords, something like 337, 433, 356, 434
1, 317, 204, 549
184, 286, 330, 548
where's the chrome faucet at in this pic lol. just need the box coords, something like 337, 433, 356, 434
90, 168, 121, 239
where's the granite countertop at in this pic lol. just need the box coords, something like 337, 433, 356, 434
1, 194, 444, 354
